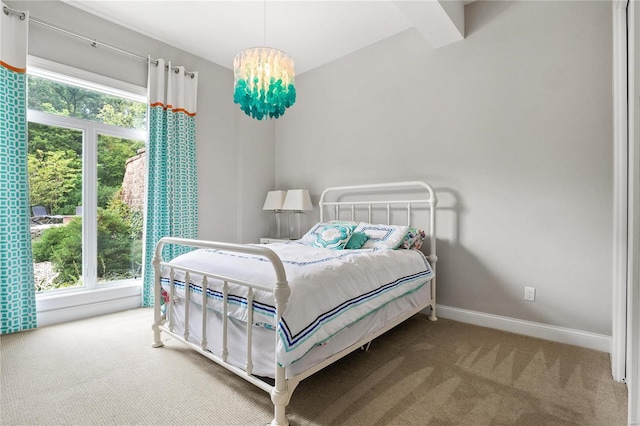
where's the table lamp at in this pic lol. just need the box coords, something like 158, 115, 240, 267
282, 189, 313, 240
263, 190, 288, 239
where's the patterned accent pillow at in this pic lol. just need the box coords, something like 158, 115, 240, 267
300, 222, 329, 245
354, 223, 409, 250
345, 232, 369, 249
301, 221, 358, 245
400, 227, 426, 250
329, 220, 358, 228
312, 224, 354, 250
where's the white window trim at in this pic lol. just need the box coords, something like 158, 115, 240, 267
28, 55, 147, 101
28, 110, 146, 290
27, 59, 147, 326
36, 282, 142, 327
27, 110, 147, 144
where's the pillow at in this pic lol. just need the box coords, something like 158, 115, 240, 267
400, 227, 426, 250
345, 232, 369, 249
354, 223, 409, 250
300, 221, 358, 245
300, 222, 330, 245
311, 224, 353, 250
329, 220, 358, 228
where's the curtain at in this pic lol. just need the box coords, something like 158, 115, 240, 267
0, 4, 37, 334
142, 59, 198, 307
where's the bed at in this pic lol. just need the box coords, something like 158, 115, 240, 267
151, 181, 438, 426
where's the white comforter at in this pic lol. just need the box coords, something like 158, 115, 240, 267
160, 241, 434, 367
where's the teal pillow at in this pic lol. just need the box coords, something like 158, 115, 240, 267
345, 232, 369, 249
312, 224, 353, 250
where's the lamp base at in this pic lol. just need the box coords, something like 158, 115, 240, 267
288, 211, 306, 240
269, 211, 289, 239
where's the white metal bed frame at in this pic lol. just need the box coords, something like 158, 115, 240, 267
151, 181, 437, 426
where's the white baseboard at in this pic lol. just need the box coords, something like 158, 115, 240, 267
34, 290, 610, 353
435, 304, 611, 353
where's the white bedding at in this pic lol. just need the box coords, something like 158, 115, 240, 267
168, 284, 431, 378
160, 241, 434, 367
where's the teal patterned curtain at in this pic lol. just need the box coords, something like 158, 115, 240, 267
0, 4, 37, 334
142, 59, 198, 307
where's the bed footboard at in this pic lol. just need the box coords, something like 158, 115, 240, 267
151, 237, 291, 426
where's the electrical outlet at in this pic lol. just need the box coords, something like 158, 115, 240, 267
524, 286, 536, 301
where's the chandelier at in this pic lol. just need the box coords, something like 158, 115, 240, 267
233, 47, 296, 120
232, 1, 296, 120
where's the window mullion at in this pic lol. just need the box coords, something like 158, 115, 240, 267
83, 126, 98, 290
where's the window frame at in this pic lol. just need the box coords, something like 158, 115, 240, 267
27, 56, 147, 294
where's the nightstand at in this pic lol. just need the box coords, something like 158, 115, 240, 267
260, 237, 292, 244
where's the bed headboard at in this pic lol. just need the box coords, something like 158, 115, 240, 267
318, 181, 438, 267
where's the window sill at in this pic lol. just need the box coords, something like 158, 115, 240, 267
36, 281, 142, 327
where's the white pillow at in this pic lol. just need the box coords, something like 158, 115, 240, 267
353, 222, 409, 250
329, 220, 358, 227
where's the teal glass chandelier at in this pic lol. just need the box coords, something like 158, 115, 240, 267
233, 47, 296, 120
232, 1, 296, 120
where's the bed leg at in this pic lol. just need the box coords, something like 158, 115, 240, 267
270, 365, 289, 426
152, 251, 165, 348
270, 388, 289, 426
152, 322, 164, 348
429, 306, 438, 322
428, 275, 437, 321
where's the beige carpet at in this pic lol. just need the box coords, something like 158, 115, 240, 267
0, 308, 627, 425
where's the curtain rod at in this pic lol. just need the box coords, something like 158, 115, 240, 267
2, 5, 195, 78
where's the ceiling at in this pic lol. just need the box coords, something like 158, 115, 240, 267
62, 1, 467, 76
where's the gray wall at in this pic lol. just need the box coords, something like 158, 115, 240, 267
14, 0, 615, 336
275, 1, 613, 335
8, 0, 275, 244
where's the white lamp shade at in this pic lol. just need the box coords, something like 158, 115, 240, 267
282, 189, 313, 211
263, 190, 287, 211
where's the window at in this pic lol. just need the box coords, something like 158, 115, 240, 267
27, 59, 147, 293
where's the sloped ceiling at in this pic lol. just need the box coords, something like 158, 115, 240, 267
62, 0, 467, 75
